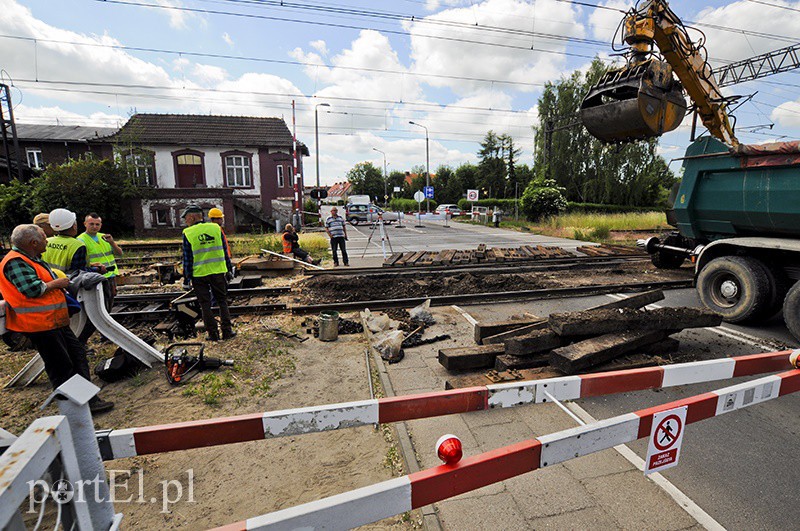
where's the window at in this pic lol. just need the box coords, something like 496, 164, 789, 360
176, 154, 202, 165
224, 154, 252, 187
126, 152, 156, 187
26, 148, 43, 170
154, 209, 170, 226
277, 165, 285, 188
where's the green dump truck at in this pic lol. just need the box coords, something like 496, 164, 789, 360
641, 137, 800, 340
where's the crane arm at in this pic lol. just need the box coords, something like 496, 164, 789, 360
624, 1, 737, 146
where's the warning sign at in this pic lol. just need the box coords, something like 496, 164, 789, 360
645, 406, 687, 475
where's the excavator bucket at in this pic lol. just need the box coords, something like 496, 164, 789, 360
580, 60, 687, 143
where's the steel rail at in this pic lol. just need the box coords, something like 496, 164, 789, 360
114, 286, 292, 304
290, 280, 694, 314
304, 254, 650, 276
111, 303, 287, 318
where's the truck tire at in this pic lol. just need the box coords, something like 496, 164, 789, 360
783, 281, 800, 342
763, 264, 791, 318
348, 217, 359, 226
697, 256, 771, 323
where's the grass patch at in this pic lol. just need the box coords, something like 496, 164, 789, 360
232, 233, 331, 259
182, 372, 236, 406
544, 211, 668, 232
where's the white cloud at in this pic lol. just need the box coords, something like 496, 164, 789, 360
192, 63, 228, 85
222, 32, 234, 47
407, 0, 584, 95
309, 40, 328, 55
14, 104, 124, 127
588, 1, 629, 42
771, 101, 800, 128
153, 0, 205, 30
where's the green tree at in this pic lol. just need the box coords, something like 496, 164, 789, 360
454, 162, 478, 192
520, 178, 568, 221
387, 170, 406, 198
0, 179, 35, 234
434, 165, 456, 203
346, 161, 384, 202
534, 58, 675, 206
477, 131, 506, 198
28, 156, 146, 233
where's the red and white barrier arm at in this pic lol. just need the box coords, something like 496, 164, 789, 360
101, 350, 795, 460
213, 368, 800, 531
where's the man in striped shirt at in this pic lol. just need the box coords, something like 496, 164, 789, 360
325, 207, 349, 267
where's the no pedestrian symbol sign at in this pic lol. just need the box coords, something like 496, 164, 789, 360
645, 406, 687, 475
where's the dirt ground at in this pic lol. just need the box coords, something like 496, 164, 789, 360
0, 313, 418, 530
299, 262, 693, 303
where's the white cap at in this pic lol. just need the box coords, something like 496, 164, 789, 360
49, 208, 77, 231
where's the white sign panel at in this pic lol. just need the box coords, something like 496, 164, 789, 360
645, 406, 687, 475
466, 189, 479, 202
413, 191, 425, 203
393, 186, 401, 193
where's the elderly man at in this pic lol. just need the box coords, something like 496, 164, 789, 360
77, 212, 123, 297
325, 206, 349, 267
0, 224, 113, 413
181, 205, 235, 341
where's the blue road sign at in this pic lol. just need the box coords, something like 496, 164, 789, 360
424, 186, 434, 199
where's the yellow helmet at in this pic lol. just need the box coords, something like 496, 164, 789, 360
208, 207, 224, 219
53, 268, 67, 279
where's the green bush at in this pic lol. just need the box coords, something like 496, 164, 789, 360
456, 198, 518, 211
520, 179, 568, 221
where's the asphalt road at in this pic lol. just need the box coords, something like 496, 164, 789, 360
468, 288, 799, 530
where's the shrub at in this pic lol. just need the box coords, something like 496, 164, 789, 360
389, 198, 436, 212
457, 198, 518, 211
520, 179, 568, 221
565, 202, 656, 214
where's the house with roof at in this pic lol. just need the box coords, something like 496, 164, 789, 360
100, 113, 308, 236
0, 124, 117, 182
324, 181, 352, 204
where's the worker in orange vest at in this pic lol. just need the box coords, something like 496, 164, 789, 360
0, 224, 113, 413
282, 224, 319, 264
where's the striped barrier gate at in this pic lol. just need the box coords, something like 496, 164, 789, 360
212, 366, 800, 530
100, 350, 795, 460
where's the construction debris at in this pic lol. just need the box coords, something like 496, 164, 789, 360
548, 307, 722, 337
576, 244, 642, 257
384, 244, 574, 267
438, 344, 506, 371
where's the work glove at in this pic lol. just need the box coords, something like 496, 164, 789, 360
225, 271, 234, 282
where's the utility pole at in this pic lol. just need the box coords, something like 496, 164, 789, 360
409, 121, 430, 213
314, 103, 331, 202
373, 147, 387, 205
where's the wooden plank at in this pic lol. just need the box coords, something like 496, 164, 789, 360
473, 317, 543, 344
451, 305, 479, 327
445, 353, 664, 389
438, 344, 506, 371
384, 253, 404, 267
550, 330, 668, 374
504, 329, 564, 356
494, 353, 549, 371
549, 307, 722, 337
482, 320, 549, 345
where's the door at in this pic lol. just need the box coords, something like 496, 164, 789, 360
176, 153, 204, 188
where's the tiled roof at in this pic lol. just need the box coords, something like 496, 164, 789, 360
103, 114, 309, 154
327, 181, 352, 197
15, 124, 118, 141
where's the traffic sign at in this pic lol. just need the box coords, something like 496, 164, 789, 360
393, 186, 401, 193
467, 189, 479, 202
424, 186, 434, 199
413, 190, 425, 203
645, 406, 687, 474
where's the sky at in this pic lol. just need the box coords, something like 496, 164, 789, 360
2, 0, 800, 186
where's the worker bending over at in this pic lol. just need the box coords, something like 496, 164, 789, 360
181, 205, 236, 341
0, 224, 113, 413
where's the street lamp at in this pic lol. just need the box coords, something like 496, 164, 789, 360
373, 147, 387, 205
315, 103, 331, 196
409, 121, 430, 213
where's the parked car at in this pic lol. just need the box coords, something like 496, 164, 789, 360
345, 204, 401, 225
435, 204, 463, 216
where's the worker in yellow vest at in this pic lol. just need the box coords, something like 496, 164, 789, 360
41, 208, 106, 276
181, 205, 235, 341
77, 212, 123, 297
0, 224, 113, 413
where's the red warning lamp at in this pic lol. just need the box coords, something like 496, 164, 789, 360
436, 434, 463, 465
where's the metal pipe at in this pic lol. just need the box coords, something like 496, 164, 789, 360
315, 103, 331, 198
409, 121, 430, 213
261, 248, 325, 270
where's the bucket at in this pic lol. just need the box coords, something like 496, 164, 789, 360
318, 311, 340, 341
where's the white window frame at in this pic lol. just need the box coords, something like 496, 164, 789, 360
225, 155, 252, 187
26, 148, 43, 170
126, 152, 156, 187
277, 165, 285, 188
154, 209, 170, 226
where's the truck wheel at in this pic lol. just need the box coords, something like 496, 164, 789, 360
783, 281, 800, 342
348, 217, 359, 226
697, 256, 771, 323
763, 264, 791, 318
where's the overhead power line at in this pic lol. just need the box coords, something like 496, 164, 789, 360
745, 0, 800, 14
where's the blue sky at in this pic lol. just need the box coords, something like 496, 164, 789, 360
2, 0, 800, 185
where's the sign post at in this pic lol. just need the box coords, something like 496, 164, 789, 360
645, 406, 687, 475
413, 190, 425, 228
467, 189, 479, 220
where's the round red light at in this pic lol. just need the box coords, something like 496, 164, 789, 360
436, 434, 463, 465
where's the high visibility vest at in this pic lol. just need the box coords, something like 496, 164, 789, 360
282, 232, 293, 254
77, 232, 117, 278
183, 222, 227, 278
41, 235, 85, 274
0, 250, 70, 332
